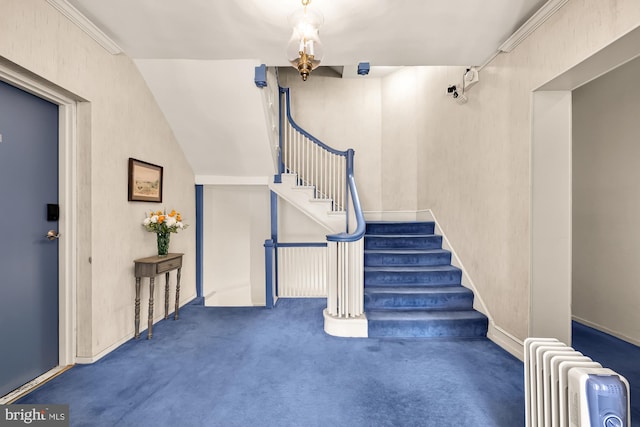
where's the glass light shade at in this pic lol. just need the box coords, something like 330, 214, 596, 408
287, 5, 324, 78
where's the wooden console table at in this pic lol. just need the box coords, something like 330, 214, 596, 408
133, 253, 183, 339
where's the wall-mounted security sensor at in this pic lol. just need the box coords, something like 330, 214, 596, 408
254, 64, 267, 88
446, 84, 467, 104
463, 67, 479, 89
454, 92, 468, 104
357, 62, 370, 76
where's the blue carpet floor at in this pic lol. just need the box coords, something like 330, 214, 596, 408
572, 321, 640, 426
17, 299, 524, 427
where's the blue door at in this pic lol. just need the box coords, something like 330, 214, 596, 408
0, 80, 59, 397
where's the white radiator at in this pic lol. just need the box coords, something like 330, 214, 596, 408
524, 337, 630, 427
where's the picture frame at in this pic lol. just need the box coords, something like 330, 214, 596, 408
128, 158, 163, 202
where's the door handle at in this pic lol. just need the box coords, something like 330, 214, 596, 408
46, 230, 60, 241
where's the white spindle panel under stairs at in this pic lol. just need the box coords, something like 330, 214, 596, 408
277, 244, 327, 297
326, 239, 364, 318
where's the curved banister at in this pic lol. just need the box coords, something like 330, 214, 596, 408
281, 87, 348, 156
326, 149, 366, 243
279, 86, 366, 241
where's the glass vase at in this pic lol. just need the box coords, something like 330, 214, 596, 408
156, 231, 170, 257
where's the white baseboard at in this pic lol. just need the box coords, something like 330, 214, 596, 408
572, 315, 640, 347
76, 293, 197, 364
487, 323, 524, 361
323, 310, 368, 337
364, 210, 433, 222
76, 333, 132, 364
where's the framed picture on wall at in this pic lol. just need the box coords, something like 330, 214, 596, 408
128, 158, 163, 202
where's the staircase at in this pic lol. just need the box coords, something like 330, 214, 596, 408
269, 173, 345, 233
364, 221, 488, 338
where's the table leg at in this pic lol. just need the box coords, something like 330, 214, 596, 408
174, 267, 182, 320
134, 277, 141, 339
164, 272, 170, 319
148, 276, 155, 339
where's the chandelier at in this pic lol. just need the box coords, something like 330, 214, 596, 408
286, 0, 324, 81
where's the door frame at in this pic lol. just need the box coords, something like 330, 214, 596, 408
530, 25, 640, 344
0, 63, 78, 370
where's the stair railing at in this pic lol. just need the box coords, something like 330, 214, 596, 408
278, 87, 347, 213
278, 86, 366, 319
325, 149, 366, 318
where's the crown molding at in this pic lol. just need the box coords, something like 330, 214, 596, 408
498, 0, 569, 53
46, 0, 122, 55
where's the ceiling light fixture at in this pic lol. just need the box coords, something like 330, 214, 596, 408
286, 0, 324, 81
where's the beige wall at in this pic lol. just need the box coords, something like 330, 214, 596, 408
381, 68, 419, 211
572, 56, 640, 345
0, 0, 196, 358
410, 0, 640, 340
202, 185, 269, 307
280, 69, 383, 213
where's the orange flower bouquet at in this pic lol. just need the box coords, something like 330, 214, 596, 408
142, 209, 187, 256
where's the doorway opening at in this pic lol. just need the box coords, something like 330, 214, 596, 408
530, 25, 640, 345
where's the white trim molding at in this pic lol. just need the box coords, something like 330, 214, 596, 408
46, 0, 123, 55
487, 324, 524, 361
498, 0, 569, 53
195, 175, 270, 186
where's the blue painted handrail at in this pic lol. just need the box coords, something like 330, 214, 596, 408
280, 87, 349, 157
278, 85, 365, 244
326, 149, 366, 243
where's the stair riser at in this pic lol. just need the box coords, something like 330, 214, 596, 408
364, 252, 451, 267
366, 222, 435, 235
364, 292, 473, 310
367, 318, 488, 338
365, 236, 442, 250
365, 269, 462, 286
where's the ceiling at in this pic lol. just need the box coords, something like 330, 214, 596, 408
53, 0, 552, 179
65, 0, 548, 68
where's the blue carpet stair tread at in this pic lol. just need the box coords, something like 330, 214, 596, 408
365, 265, 461, 273
364, 285, 473, 294
364, 248, 451, 266
366, 221, 435, 234
365, 265, 462, 286
363, 220, 488, 339
364, 286, 474, 310
367, 309, 486, 321
365, 234, 443, 250
367, 310, 488, 338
